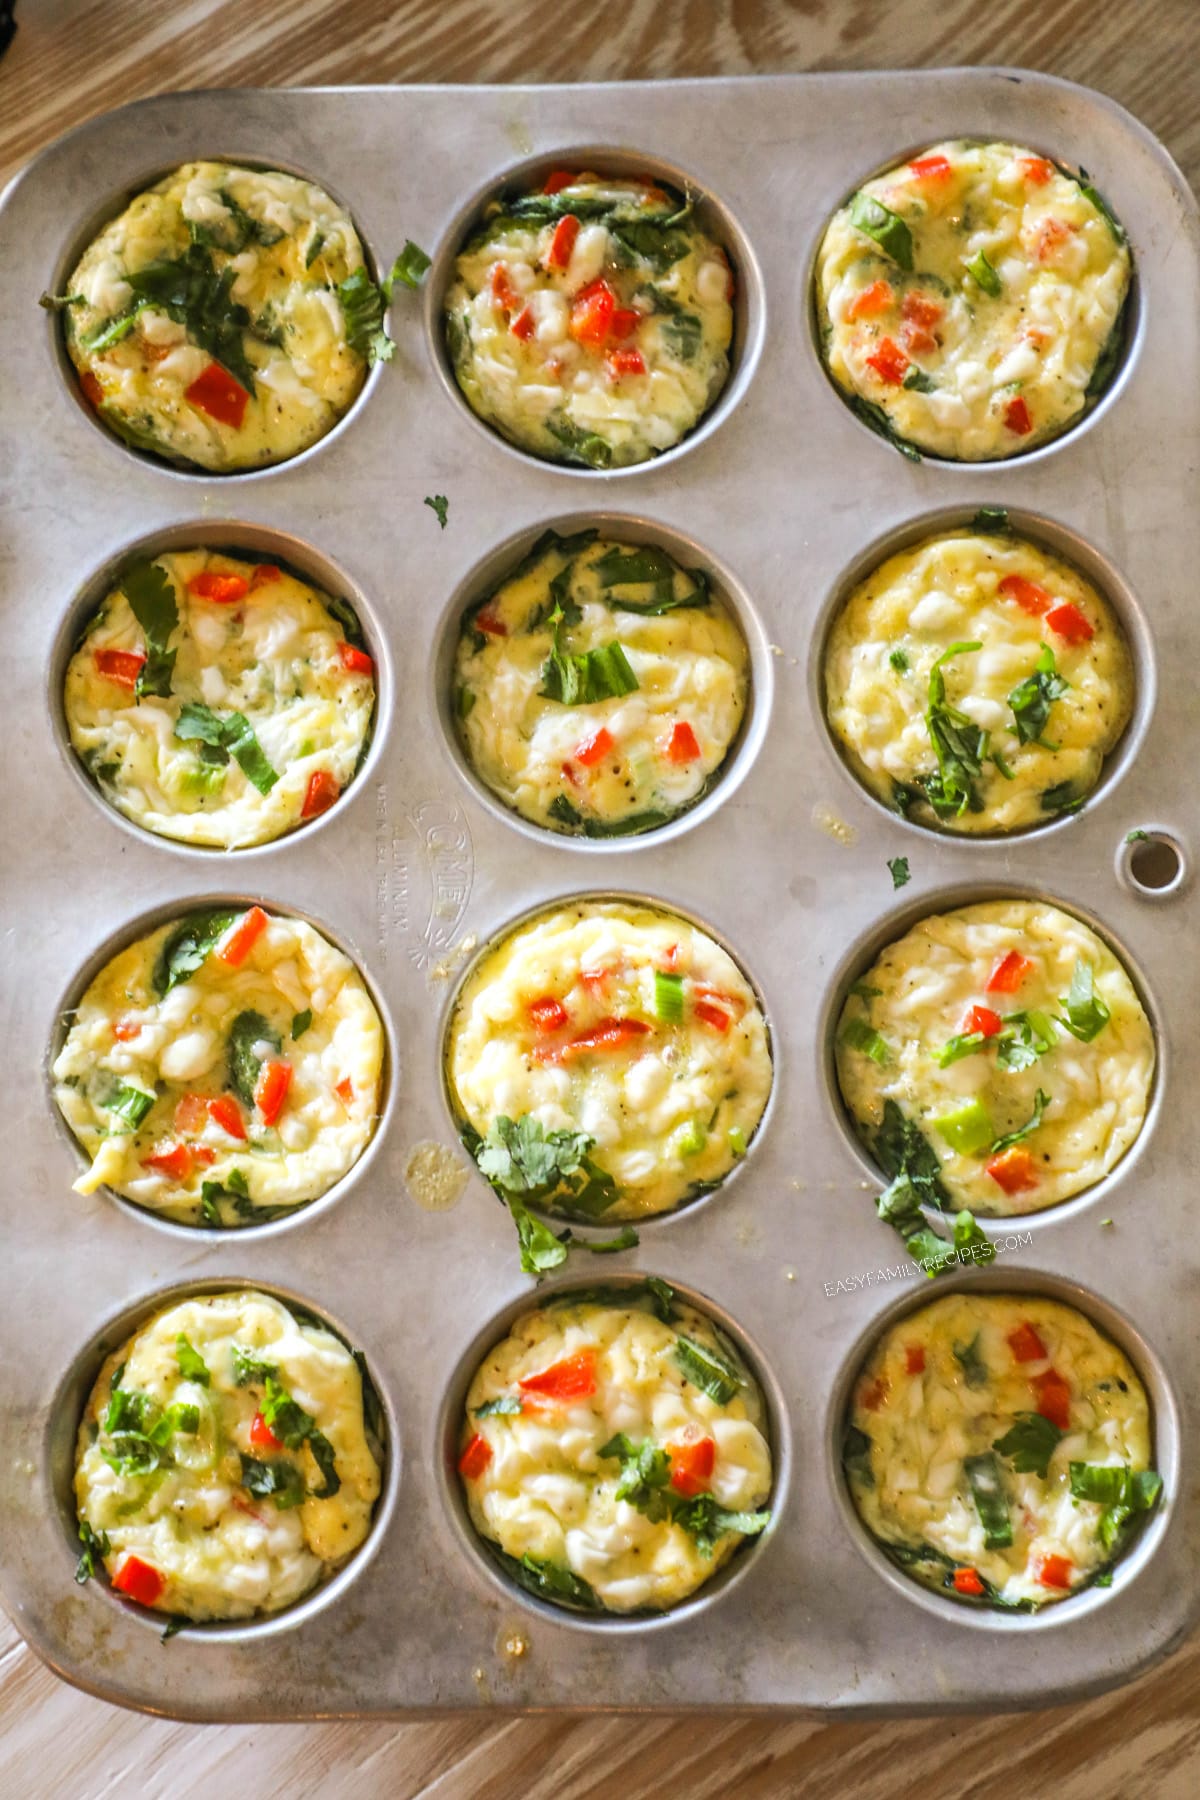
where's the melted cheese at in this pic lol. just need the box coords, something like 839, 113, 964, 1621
64, 550, 374, 849
816, 140, 1131, 459
824, 531, 1133, 832
455, 533, 748, 835
64, 162, 373, 470
836, 900, 1154, 1215
846, 1294, 1155, 1606
52, 908, 384, 1226
445, 174, 732, 467
447, 902, 772, 1219
462, 1295, 771, 1613
75, 1291, 381, 1621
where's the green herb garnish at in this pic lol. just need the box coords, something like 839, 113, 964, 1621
424, 493, 449, 529
964, 1452, 1013, 1549
887, 855, 910, 890
121, 560, 179, 699
175, 1335, 210, 1386
965, 249, 1002, 296
673, 1334, 743, 1404
994, 1413, 1063, 1479
386, 240, 432, 292
1058, 958, 1111, 1042
848, 192, 914, 269
151, 909, 239, 997
227, 1010, 282, 1108
336, 266, 392, 363
1008, 646, 1069, 746
990, 1088, 1051, 1155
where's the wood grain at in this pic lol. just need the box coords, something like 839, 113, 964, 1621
1, 1, 1198, 1793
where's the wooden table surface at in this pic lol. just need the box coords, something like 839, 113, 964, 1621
2, 3, 1197, 1793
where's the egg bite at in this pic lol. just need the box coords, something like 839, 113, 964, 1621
459, 1284, 772, 1614
454, 528, 749, 836
64, 549, 375, 850
447, 901, 772, 1222
836, 899, 1154, 1216
444, 170, 734, 468
74, 1290, 382, 1622
824, 527, 1133, 832
815, 140, 1131, 460
844, 1293, 1161, 1608
52, 905, 384, 1227
55, 161, 384, 471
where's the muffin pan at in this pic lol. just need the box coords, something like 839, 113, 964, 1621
0, 70, 1196, 1718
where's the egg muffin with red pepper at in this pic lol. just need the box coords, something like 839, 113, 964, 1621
836, 899, 1154, 1216
52, 161, 386, 471
459, 1283, 772, 1613
815, 141, 1131, 459
52, 905, 384, 1227
844, 1293, 1161, 1608
824, 525, 1133, 832
75, 1290, 383, 1622
64, 550, 375, 849
444, 170, 734, 467
447, 901, 772, 1224
454, 528, 749, 836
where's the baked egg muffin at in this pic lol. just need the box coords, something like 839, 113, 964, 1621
444, 169, 733, 467
836, 899, 1153, 1215
824, 525, 1133, 832
65, 549, 375, 849
52, 905, 384, 1226
74, 1290, 383, 1622
52, 160, 386, 470
447, 900, 772, 1222
454, 528, 749, 836
815, 140, 1131, 459
459, 1283, 772, 1613
844, 1293, 1161, 1608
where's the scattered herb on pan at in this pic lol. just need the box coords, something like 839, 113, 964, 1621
887, 855, 910, 890
425, 494, 449, 529
385, 240, 432, 292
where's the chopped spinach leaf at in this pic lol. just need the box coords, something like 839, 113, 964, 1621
291, 1009, 312, 1041
922, 641, 986, 818
239, 1452, 305, 1509
123, 244, 257, 392
990, 1088, 1051, 1155
849, 394, 922, 461
994, 1412, 1063, 1479
1058, 958, 1111, 1042
842, 1424, 875, 1488
848, 191, 914, 269
474, 1396, 523, 1419
673, 1333, 742, 1404
227, 1009, 282, 1108
121, 560, 178, 699
1041, 780, 1085, 814
873, 1101, 951, 1210
336, 266, 393, 363
175, 1334, 210, 1386
970, 507, 1010, 534
75, 1518, 111, 1584
660, 310, 703, 360
151, 909, 239, 996
174, 702, 278, 793
546, 416, 614, 467
902, 366, 936, 392
965, 1451, 1013, 1548
953, 1334, 989, 1389
842, 1017, 889, 1063
493, 1548, 599, 1609
231, 1342, 277, 1386
104, 1082, 155, 1131
1008, 645, 1069, 745
260, 1375, 340, 1498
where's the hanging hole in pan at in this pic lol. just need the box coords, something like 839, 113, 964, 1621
1119, 828, 1187, 899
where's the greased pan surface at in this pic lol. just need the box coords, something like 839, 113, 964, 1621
0, 71, 1196, 1718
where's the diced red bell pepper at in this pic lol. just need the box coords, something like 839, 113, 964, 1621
249, 1410, 284, 1452
250, 563, 282, 587
112, 1017, 142, 1042
1007, 1322, 1049, 1364
545, 214, 581, 271
338, 640, 374, 676
570, 279, 617, 346
664, 720, 701, 764
865, 337, 909, 385
542, 169, 575, 195
545, 1017, 653, 1064
185, 361, 249, 429
1035, 218, 1072, 261
207, 1093, 246, 1141
335, 1077, 354, 1104
576, 726, 614, 767
606, 347, 646, 379
986, 951, 1034, 994
859, 1378, 885, 1412
1033, 1368, 1072, 1430
1045, 602, 1095, 645
905, 1344, 926, 1375
475, 608, 507, 637
111, 1554, 164, 1606
668, 1430, 716, 1498
953, 1567, 985, 1596
173, 1093, 209, 1136
94, 647, 146, 688
901, 322, 938, 354
909, 153, 953, 181
518, 1349, 597, 1402
142, 1142, 195, 1181
694, 1000, 732, 1033
1035, 1552, 1074, 1589
847, 279, 893, 320
187, 571, 249, 604
254, 1060, 292, 1127
215, 906, 269, 968
579, 965, 613, 995
963, 1004, 1003, 1039
1004, 395, 1033, 435
80, 369, 105, 409
660, 943, 681, 972
301, 770, 340, 820
987, 1146, 1039, 1194
458, 1433, 493, 1479
608, 308, 641, 340
527, 995, 569, 1034
902, 291, 943, 330
998, 574, 1051, 616
1019, 156, 1054, 185
510, 305, 536, 340
490, 264, 519, 312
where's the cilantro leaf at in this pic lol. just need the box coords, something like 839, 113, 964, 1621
598, 1433, 673, 1519
887, 855, 910, 890
1058, 958, 1111, 1042
123, 244, 257, 391
671, 1495, 771, 1557
922, 641, 986, 818
239, 1452, 305, 1509
473, 1113, 617, 1216
385, 240, 431, 293
1008, 646, 1069, 746
994, 1412, 1063, 1478
509, 1196, 569, 1276
336, 266, 392, 363
121, 561, 178, 699
424, 494, 449, 529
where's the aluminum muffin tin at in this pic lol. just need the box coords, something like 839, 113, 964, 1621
0, 71, 1197, 1720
